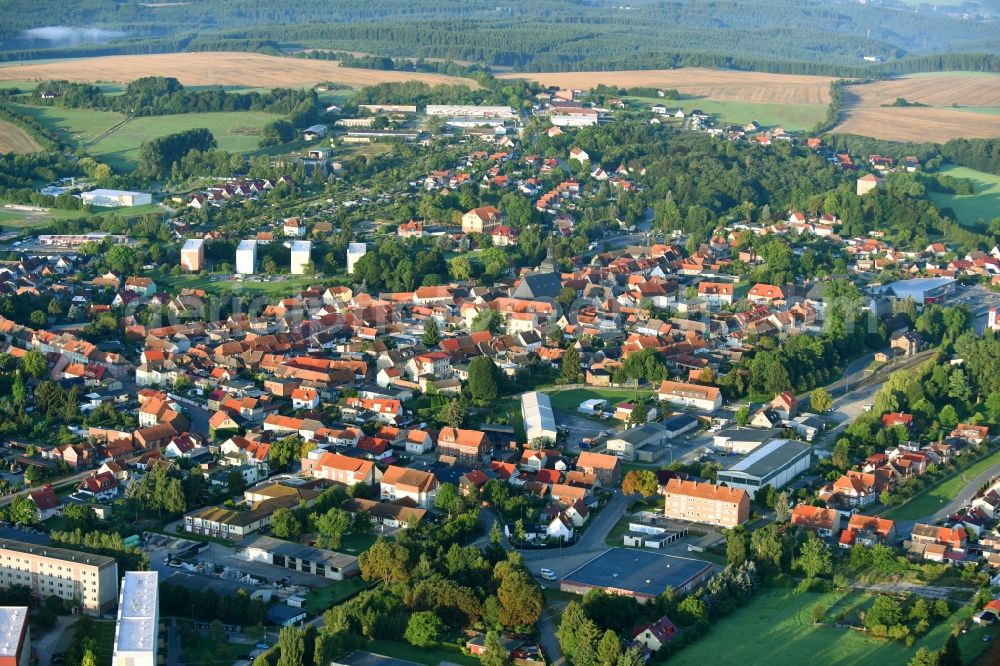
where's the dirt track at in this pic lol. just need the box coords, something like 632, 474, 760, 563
0, 119, 42, 153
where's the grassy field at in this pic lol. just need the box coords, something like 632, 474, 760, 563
156, 273, 332, 297
305, 577, 371, 613
883, 446, 1000, 521
178, 621, 257, 665
0, 203, 162, 233
12, 104, 279, 171
927, 165, 1000, 228
629, 96, 825, 131
544, 387, 655, 413
671, 587, 987, 666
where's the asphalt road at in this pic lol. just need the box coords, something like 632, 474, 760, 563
521, 491, 632, 570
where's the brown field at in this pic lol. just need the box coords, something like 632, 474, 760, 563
498, 68, 836, 105
834, 73, 1000, 142
848, 73, 1000, 108
0, 119, 42, 154
835, 107, 1000, 142
0, 52, 477, 89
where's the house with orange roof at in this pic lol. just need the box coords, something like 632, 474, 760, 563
663, 479, 749, 527
461, 206, 504, 234
697, 281, 734, 307
747, 283, 786, 306
790, 504, 841, 537
910, 523, 967, 562
657, 380, 722, 411
301, 451, 382, 487
380, 465, 439, 509
437, 427, 492, 464
839, 514, 896, 548
291, 387, 320, 410
951, 423, 989, 445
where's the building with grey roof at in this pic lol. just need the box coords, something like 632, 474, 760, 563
606, 423, 669, 462
237, 535, 359, 581
113, 571, 159, 666
521, 391, 557, 443
716, 438, 812, 499
560, 547, 711, 602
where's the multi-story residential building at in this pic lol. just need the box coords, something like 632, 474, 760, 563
301, 452, 383, 487
112, 571, 159, 666
180, 238, 204, 272
0, 538, 118, 614
437, 427, 492, 464
461, 206, 504, 234
0, 606, 29, 666
663, 479, 749, 528
379, 465, 439, 509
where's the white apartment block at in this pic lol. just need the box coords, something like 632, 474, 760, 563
113, 571, 159, 666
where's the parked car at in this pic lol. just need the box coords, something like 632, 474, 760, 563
539, 568, 557, 581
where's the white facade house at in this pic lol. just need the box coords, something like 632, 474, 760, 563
347, 243, 367, 275
112, 571, 159, 666
236, 240, 257, 275
425, 105, 516, 119
290, 240, 312, 275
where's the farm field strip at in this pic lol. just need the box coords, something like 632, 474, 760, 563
0, 118, 42, 153
0, 52, 478, 89
500, 68, 835, 105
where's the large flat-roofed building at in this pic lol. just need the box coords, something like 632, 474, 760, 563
663, 479, 750, 527
0, 607, 29, 666
560, 548, 712, 602
521, 391, 557, 443
180, 238, 205, 272
236, 239, 257, 275
80, 189, 152, 208
425, 105, 516, 119
716, 438, 812, 499
237, 535, 359, 581
711, 428, 782, 454
290, 240, 312, 275
876, 277, 956, 306
112, 571, 158, 666
0, 538, 118, 614
606, 423, 669, 462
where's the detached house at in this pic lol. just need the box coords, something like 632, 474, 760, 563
790, 504, 841, 537
379, 465, 439, 509
658, 381, 722, 412
301, 452, 383, 487
839, 514, 896, 548
437, 427, 492, 464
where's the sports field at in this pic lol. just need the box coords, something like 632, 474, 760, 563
926, 165, 1000, 228
13, 104, 279, 170
671, 588, 987, 666
0, 52, 476, 89
544, 387, 655, 413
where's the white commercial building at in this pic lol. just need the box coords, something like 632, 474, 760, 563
80, 189, 152, 208
715, 438, 812, 499
346, 242, 367, 275
236, 239, 257, 275
290, 240, 312, 275
180, 238, 205, 272
521, 391, 558, 443
0, 607, 29, 666
112, 571, 158, 666
425, 105, 516, 119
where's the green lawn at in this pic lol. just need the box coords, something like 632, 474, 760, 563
883, 446, 1000, 521
156, 273, 333, 296
337, 531, 379, 555
544, 387, 655, 414
487, 396, 526, 441
12, 104, 280, 171
928, 165, 1000, 228
178, 621, 255, 665
670, 588, 987, 666
88, 620, 116, 666
627, 96, 826, 131
305, 577, 372, 613
365, 639, 480, 666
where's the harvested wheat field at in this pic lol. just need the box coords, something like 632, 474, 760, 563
848, 72, 1000, 108
834, 73, 1000, 142
0, 119, 42, 154
835, 107, 1000, 143
499, 68, 836, 105
0, 52, 477, 89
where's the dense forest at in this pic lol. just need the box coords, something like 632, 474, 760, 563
28, 77, 320, 120
0, 0, 997, 74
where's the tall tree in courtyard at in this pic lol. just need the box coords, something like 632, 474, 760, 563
469, 356, 499, 405
561, 346, 582, 383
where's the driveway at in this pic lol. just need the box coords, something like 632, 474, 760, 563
32, 615, 77, 665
